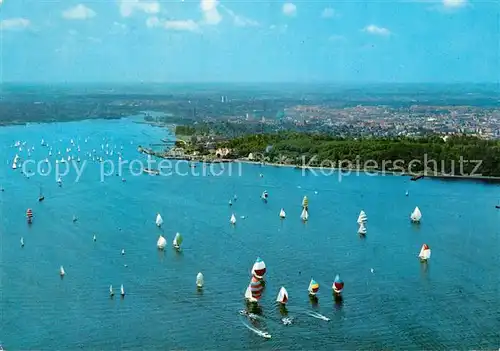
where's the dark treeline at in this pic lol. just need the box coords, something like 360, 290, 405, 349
220, 132, 500, 176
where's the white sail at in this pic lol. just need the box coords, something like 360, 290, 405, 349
276, 287, 288, 304
357, 210, 367, 224
20, 237, 24, 247
418, 244, 431, 260
300, 208, 308, 221
156, 213, 163, 227
230, 213, 237, 224
120, 284, 125, 296
12, 162, 17, 170
93, 234, 96, 242
60, 266, 65, 276
358, 223, 367, 235
196, 272, 204, 288
410, 206, 422, 222
245, 286, 256, 302
157, 235, 167, 249
109, 285, 114, 296
279, 208, 286, 218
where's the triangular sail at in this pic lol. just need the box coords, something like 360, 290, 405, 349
157, 235, 167, 249
279, 208, 286, 218
196, 272, 204, 287
173, 233, 183, 246
357, 210, 367, 224
308, 278, 319, 294
276, 287, 288, 304
156, 213, 163, 227
411, 206, 422, 222
300, 208, 308, 221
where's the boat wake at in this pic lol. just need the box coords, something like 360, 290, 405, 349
306, 311, 330, 321
241, 320, 272, 339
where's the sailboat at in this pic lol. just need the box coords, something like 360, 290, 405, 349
11, 161, 17, 170
279, 208, 286, 219
120, 284, 125, 297
157, 235, 167, 249
300, 208, 309, 221
72, 215, 78, 222
245, 276, 263, 302
261, 190, 268, 202
59, 265, 65, 277
57, 177, 62, 186
230, 213, 237, 225
308, 279, 319, 296
196, 272, 204, 288
276, 287, 288, 304
302, 196, 309, 210
109, 285, 114, 297
26, 208, 33, 224
418, 244, 431, 262
229, 200, 232, 206
332, 274, 344, 296
410, 206, 422, 223
20, 237, 24, 247
172, 232, 183, 250
93, 234, 97, 242
357, 210, 367, 224
358, 222, 367, 235
405, 191, 409, 196
252, 257, 267, 279
155, 213, 163, 227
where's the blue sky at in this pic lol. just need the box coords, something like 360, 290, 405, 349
0, 0, 498, 83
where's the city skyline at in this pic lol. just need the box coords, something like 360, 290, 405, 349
0, 0, 498, 83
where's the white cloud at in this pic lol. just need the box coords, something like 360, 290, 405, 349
442, 0, 467, 7
282, 3, 296, 16
321, 8, 336, 18
119, 0, 160, 17
62, 4, 96, 20
146, 17, 199, 32
221, 6, 259, 27
200, 0, 222, 25
0, 18, 30, 30
363, 24, 391, 36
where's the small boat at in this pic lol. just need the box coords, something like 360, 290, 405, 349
410, 206, 422, 223
495, 205, 500, 209
60, 265, 65, 277
405, 191, 409, 196
332, 274, 344, 295
308, 278, 319, 296
261, 190, 268, 202
410, 174, 424, 181
157, 235, 167, 249
230, 213, 237, 225
196, 272, 204, 288
12, 162, 17, 170
26, 209, 33, 224
93, 234, 96, 242
252, 257, 267, 279
357, 210, 367, 224
172, 232, 183, 250
300, 208, 308, 221
109, 285, 114, 297
358, 223, 367, 235
72, 215, 78, 222
302, 196, 308, 210
57, 177, 62, 186
143, 168, 160, 175
279, 208, 286, 219
233, 194, 237, 201
276, 287, 288, 304
418, 244, 431, 262
156, 213, 163, 227
20, 237, 24, 247
121, 249, 125, 255
38, 187, 44, 202
120, 284, 125, 297
229, 200, 232, 206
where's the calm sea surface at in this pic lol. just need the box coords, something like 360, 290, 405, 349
0, 119, 499, 350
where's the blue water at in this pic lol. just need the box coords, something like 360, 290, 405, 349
1, 119, 499, 350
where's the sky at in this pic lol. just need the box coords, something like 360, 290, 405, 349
0, 0, 498, 83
